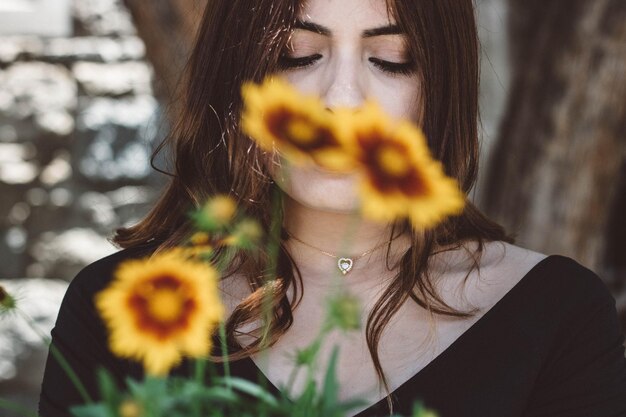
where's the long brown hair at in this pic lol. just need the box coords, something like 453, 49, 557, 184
114, 0, 514, 412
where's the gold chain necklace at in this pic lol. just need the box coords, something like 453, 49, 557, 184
283, 230, 400, 275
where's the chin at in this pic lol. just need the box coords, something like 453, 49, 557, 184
273, 162, 361, 213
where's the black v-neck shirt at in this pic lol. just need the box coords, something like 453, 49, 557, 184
39, 242, 626, 417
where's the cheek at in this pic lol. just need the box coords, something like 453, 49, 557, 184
280, 71, 319, 96
371, 78, 421, 123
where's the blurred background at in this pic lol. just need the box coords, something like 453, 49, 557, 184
0, 0, 624, 414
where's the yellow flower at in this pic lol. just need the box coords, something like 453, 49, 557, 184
178, 231, 214, 258
342, 101, 465, 230
118, 399, 143, 417
221, 218, 263, 249
241, 77, 351, 169
194, 195, 237, 231
172, 245, 214, 260
240, 77, 464, 229
95, 251, 224, 376
190, 232, 211, 246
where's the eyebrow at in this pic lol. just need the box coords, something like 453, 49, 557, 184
363, 24, 401, 37
293, 19, 402, 37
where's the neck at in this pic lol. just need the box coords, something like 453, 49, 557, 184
281, 194, 412, 287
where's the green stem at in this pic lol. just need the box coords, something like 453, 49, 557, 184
284, 364, 300, 397
254, 184, 285, 394
286, 320, 330, 399
218, 321, 231, 390
191, 358, 206, 417
17, 310, 93, 404
50, 343, 93, 404
211, 240, 237, 393
0, 398, 38, 417
194, 357, 207, 385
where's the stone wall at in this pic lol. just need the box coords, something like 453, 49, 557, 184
0, 1, 166, 414
0, 0, 167, 282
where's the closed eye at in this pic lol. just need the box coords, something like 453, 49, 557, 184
277, 54, 416, 76
368, 57, 416, 76
277, 54, 323, 70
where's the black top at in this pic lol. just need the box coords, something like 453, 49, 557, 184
39, 242, 626, 417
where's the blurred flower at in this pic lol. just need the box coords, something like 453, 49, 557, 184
325, 292, 361, 332
193, 195, 237, 231
118, 399, 143, 417
176, 231, 214, 259
240, 78, 465, 230
95, 251, 224, 376
221, 218, 263, 250
190, 231, 211, 246
241, 77, 350, 169
341, 101, 465, 230
0, 285, 16, 314
172, 245, 214, 260
412, 401, 439, 417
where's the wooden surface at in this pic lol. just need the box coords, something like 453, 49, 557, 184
483, 0, 626, 326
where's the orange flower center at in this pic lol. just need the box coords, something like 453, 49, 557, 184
286, 118, 317, 145
146, 288, 185, 323
129, 276, 196, 338
376, 146, 411, 177
266, 108, 338, 152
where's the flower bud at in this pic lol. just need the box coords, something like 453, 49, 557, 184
193, 195, 237, 231
412, 401, 439, 417
203, 195, 236, 225
0, 285, 16, 313
326, 292, 361, 332
190, 231, 211, 246
222, 219, 263, 249
118, 399, 143, 417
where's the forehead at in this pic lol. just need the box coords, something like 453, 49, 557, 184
298, 0, 395, 31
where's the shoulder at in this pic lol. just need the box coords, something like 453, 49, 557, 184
40, 242, 159, 415
66, 240, 161, 300
484, 242, 617, 322
440, 241, 616, 314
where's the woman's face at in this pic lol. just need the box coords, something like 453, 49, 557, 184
269, 0, 421, 213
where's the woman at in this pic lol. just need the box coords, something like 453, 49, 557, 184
39, 0, 626, 416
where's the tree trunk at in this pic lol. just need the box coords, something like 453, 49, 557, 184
483, 0, 626, 322
122, 0, 205, 105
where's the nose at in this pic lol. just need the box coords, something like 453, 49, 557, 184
321, 56, 366, 111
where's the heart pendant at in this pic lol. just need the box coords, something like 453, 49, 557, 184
337, 257, 353, 275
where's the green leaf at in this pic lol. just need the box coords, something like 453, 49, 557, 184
320, 345, 340, 411
292, 378, 318, 417
412, 400, 439, 417
96, 368, 120, 406
212, 377, 280, 407
199, 386, 240, 402
121, 376, 172, 417
335, 398, 369, 412
69, 403, 109, 417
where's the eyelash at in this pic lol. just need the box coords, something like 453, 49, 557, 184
370, 57, 416, 76
277, 54, 416, 76
277, 54, 321, 71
